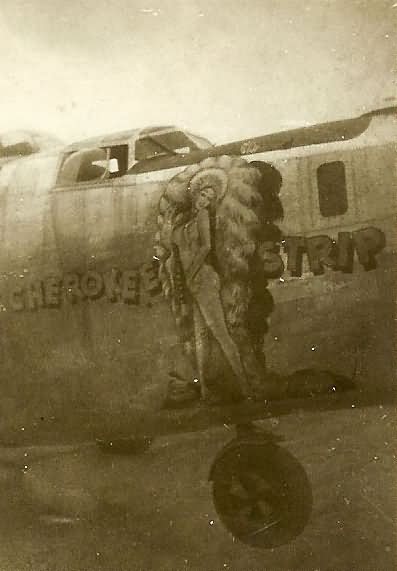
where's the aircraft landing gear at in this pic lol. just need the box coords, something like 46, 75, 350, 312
209, 425, 312, 548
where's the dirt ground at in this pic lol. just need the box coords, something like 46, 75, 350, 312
0, 402, 395, 571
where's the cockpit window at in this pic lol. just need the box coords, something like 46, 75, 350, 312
135, 131, 210, 161
56, 145, 128, 185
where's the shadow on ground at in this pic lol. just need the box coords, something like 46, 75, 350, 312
0, 403, 395, 571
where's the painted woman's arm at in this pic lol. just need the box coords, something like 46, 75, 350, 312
186, 208, 212, 283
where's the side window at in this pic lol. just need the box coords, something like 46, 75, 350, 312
317, 161, 348, 217
56, 145, 128, 186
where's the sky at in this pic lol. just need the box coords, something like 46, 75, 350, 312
0, 0, 395, 145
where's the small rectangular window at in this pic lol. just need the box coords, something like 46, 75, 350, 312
317, 161, 348, 217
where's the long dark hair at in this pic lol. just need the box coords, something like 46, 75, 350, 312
250, 160, 284, 228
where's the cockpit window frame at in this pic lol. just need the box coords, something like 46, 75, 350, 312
55, 144, 129, 187
134, 130, 211, 162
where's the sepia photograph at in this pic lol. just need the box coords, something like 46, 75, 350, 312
0, 1, 395, 569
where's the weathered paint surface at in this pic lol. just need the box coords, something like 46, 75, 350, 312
0, 110, 395, 445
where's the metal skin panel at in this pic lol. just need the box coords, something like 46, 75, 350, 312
0, 110, 395, 446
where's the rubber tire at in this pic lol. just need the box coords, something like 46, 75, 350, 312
210, 437, 312, 548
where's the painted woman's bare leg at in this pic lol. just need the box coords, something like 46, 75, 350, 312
193, 289, 250, 397
192, 305, 211, 398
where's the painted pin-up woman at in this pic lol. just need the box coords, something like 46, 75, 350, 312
170, 182, 250, 402
157, 156, 283, 406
